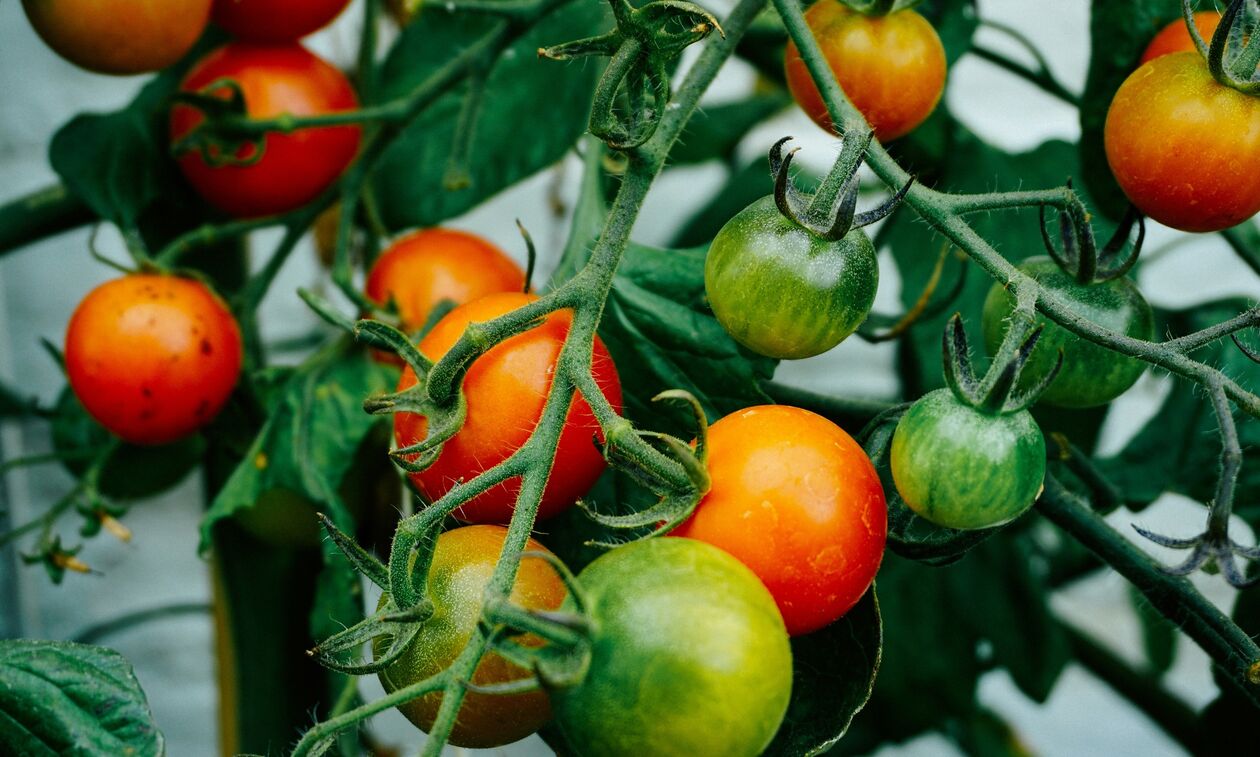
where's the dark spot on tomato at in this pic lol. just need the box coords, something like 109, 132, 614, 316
201, 339, 213, 356
195, 399, 211, 417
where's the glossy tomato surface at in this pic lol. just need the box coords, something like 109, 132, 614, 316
213, 0, 352, 42
673, 405, 886, 635
170, 43, 361, 218
551, 538, 793, 757
891, 389, 1046, 530
981, 257, 1154, 408
366, 228, 525, 334
65, 275, 242, 445
784, 1, 946, 141
394, 293, 622, 523
22, 0, 212, 74
1105, 52, 1260, 232
375, 525, 567, 748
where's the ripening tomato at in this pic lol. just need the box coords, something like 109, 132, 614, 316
22, 0, 212, 75
212, 0, 352, 42
170, 43, 361, 218
375, 526, 567, 748
784, 1, 946, 141
1140, 11, 1221, 63
366, 229, 525, 335
394, 293, 622, 523
673, 405, 886, 635
1105, 52, 1260, 232
65, 275, 242, 446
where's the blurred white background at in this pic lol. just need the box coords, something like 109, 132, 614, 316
2, 1, 1256, 755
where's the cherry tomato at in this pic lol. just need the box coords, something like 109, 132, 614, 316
550, 538, 793, 757
394, 292, 622, 523
212, 0, 352, 42
170, 43, 361, 218
1105, 52, 1260, 232
705, 196, 878, 359
981, 257, 1154, 408
1140, 11, 1221, 64
673, 405, 886, 636
366, 229, 525, 335
891, 389, 1045, 530
784, 1, 946, 141
375, 525, 567, 748
64, 275, 242, 446
22, 0, 212, 75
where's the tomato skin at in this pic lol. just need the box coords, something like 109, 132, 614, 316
22, 0, 212, 75
375, 525, 567, 748
64, 275, 242, 446
366, 229, 525, 334
213, 0, 352, 42
673, 405, 886, 636
784, 1, 946, 141
1105, 52, 1260, 233
394, 292, 622, 523
981, 257, 1154, 409
551, 538, 793, 757
170, 43, 361, 218
1140, 11, 1220, 63
890, 389, 1045, 530
705, 197, 878, 360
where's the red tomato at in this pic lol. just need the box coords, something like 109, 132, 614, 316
673, 405, 887, 635
784, 1, 946, 141
1105, 52, 1260, 232
22, 0, 212, 75
65, 275, 242, 445
394, 293, 622, 523
366, 229, 525, 335
1140, 11, 1221, 63
212, 0, 352, 42
170, 43, 361, 218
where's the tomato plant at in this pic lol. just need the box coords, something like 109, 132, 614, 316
705, 196, 878, 359
212, 0, 353, 42
21, 0, 213, 75
674, 404, 886, 635
64, 275, 242, 446
549, 537, 793, 757
394, 292, 622, 523
170, 42, 362, 218
784, 0, 946, 141
375, 525, 566, 747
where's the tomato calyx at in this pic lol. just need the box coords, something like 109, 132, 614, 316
169, 80, 267, 168
770, 135, 912, 241
1179, 0, 1260, 94
943, 312, 1062, 415
540, 0, 722, 149
842, 0, 915, 17
1040, 185, 1144, 285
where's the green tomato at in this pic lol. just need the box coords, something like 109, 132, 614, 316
705, 196, 878, 359
551, 537, 793, 757
981, 256, 1154, 408
890, 389, 1046, 530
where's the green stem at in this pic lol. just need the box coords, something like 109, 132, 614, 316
0, 184, 93, 258
971, 19, 1081, 107
72, 602, 211, 644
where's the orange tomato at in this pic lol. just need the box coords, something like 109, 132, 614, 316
1140, 11, 1221, 64
394, 293, 622, 523
22, 0, 212, 75
673, 405, 887, 635
784, 1, 946, 141
65, 275, 242, 445
170, 43, 361, 218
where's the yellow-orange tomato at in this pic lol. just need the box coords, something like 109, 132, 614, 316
394, 293, 622, 523
375, 525, 567, 747
22, 0, 212, 75
784, 1, 946, 141
366, 229, 525, 334
1140, 11, 1221, 63
65, 275, 242, 445
1105, 52, 1260, 233
673, 405, 886, 636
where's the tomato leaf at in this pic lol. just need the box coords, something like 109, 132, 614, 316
763, 589, 882, 757
372, 1, 608, 229
0, 639, 163, 756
